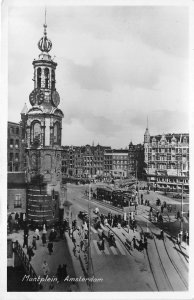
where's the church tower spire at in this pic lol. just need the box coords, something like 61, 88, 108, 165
144, 116, 150, 143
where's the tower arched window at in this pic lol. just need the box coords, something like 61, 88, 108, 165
44, 68, 49, 89
37, 68, 42, 88
54, 122, 61, 145
51, 70, 55, 90
31, 121, 41, 144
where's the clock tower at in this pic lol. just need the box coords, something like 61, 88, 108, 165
25, 16, 64, 226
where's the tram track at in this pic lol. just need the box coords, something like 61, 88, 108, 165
138, 214, 188, 291
137, 222, 172, 291
81, 193, 188, 291
162, 238, 188, 289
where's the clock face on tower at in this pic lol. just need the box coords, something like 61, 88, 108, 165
52, 90, 60, 107
29, 89, 44, 106
29, 89, 37, 106
37, 90, 44, 105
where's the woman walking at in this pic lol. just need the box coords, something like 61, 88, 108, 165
42, 260, 49, 278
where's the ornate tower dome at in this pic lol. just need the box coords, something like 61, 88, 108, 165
38, 23, 52, 53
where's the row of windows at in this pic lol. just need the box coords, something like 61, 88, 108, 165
147, 147, 189, 153
9, 127, 19, 135
9, 153, 19, 161
9, 139, 19, 148
36, 67, 55, 89
30, 121, 61, 145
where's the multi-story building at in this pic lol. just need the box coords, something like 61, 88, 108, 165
7, 104, 28, 173
7, 122, 22, 172
144, 126, 189, 191
112, 149, 129, 178
128, 142, 144, 178
92, 144, 105, 176
104, 149, 113, 176
104, 149, 129, 178
7, 172, 26, 216
61, 144, 110, 178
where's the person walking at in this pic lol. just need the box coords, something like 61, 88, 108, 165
27, 246, 34, 261
144, 237, 148, 250
42, 260, 49, 278
47, 241, 53, 255
23, 234, 28, 248
62, 264, 67, 280
32, 235, 37, 250
101, 238, 105, 252
56, 264, 62, 282
133, 236, 136, 249
139, 238, 143, 252
42, 232, 47, 246
35, 228, 40, 240
185, 231, 189, 245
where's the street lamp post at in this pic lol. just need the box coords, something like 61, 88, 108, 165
88, 183, 93, 291
180, 183, 184, 233
136, 160, 139, 205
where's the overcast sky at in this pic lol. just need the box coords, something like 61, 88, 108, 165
8, 5, 189, 148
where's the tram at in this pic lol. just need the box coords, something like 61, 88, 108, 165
96, 187, 135, 208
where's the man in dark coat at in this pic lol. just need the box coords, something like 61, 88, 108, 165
48, 241, 53, 255
56, 264, 62, 282
32, 236, 37, 250
23, 234, 28, 248
62, 264, 67, 279
27, 246, 34, 261
42, 233, 47, 246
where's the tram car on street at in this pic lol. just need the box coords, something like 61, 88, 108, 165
96, 187, 135, 208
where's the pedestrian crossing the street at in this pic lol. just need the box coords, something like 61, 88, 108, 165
92, 240, 128, 256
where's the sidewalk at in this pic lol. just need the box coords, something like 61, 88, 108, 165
64, 231, 89, 292
7, 229, 82, 291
